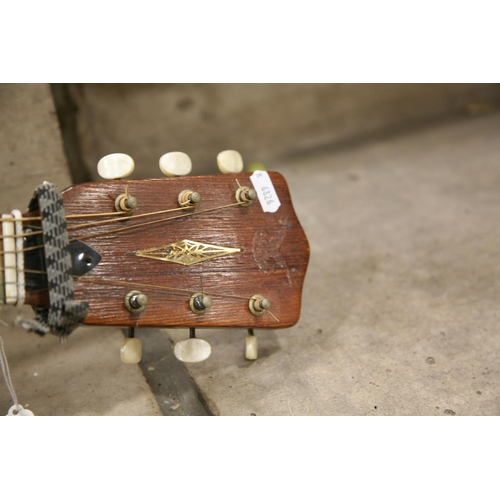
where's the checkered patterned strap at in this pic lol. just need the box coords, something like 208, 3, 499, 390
26, 182, 88, 337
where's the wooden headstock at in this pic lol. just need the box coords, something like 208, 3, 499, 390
1, 151, 309, 364
22, 172, 309, 330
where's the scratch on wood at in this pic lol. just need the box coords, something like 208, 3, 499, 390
252, 219, 292, 285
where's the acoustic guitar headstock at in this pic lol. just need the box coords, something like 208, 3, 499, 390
6, 151, 309, 364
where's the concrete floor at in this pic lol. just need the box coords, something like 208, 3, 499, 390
167, 111, 500, 416
1, 84, 500, 415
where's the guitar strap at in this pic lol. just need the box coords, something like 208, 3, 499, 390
21, 182, 88, 338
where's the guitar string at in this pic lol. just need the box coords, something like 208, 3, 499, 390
0, 204, 194, 240
0, 180, 181, 224
0, 272, 280, 322
79, 277, 255, 301
2, 273, 262, 303
1, 186, 136, 223
68, 205, 191, 231
0, 200, 245, 255
68, 201, 244, 242
0, 175, 252, 239
0, 211, 128, 222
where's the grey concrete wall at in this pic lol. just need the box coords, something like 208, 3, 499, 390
0, 83, 71, 212
67, 83, 500, 180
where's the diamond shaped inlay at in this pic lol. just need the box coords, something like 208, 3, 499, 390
135, 239, 240, 266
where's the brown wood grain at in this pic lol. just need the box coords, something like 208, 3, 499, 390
23, 173, 309, 329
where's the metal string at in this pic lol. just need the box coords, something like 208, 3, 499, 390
0, 200, 245, 255
0, 272, 280, 322
0, 204, 193, 241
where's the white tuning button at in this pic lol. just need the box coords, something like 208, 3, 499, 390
120, 337, 142, 364
217, 150, 244, 174
159, 152, 192, 177
97, 153, 135, 179
245, 333, 258, 360
174, 338, 211, 363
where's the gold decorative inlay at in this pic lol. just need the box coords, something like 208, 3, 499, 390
135, 239, 240, 266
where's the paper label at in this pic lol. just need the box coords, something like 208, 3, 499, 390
250, 171, 281, 213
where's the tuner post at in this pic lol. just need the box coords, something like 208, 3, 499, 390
235, 186, 257, 207
249, 294, 271, 317
178, 189, 201, 208
189, 292, 213, 315
124, 290, 149, 314
115, 193, 138, 213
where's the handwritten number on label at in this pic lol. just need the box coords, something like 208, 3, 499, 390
250, 172, 281, 213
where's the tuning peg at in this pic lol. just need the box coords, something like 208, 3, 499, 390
174, 328, 211, 363
217, 150, 244, 174
189, 292, 212, 314
245, 329, 258, 360
97, 153, 135, 179
249, 295, 271, 317
120, 328, 142, 364
124, 291, 148, 314
159, 152, 192, 177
